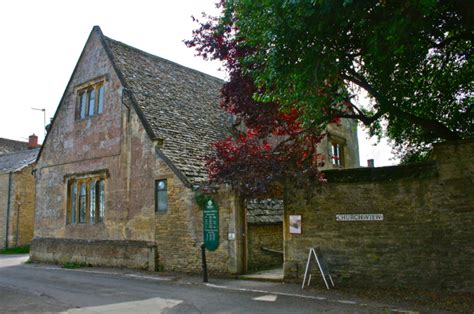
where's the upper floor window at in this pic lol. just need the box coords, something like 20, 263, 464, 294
67, 175, 106, 225
77, 79, 106, 120
330, 142, 344, 167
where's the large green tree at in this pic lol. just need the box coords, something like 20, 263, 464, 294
194, 0, 473, 161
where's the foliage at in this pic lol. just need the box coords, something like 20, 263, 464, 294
194, 192, 216, 209
187, 2, 329, 195
0, 246, 30, 254
189, 0, 473, 163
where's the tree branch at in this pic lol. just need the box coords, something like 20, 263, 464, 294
342, 72, 461, 140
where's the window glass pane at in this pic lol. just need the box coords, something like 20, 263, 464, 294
89, 181, 96, 224
156, 180, 168, 211
71, 182, 77, 224
97, 86, 104, 114
98, 179, 105, 222
79, 183, 86, 223
88, 89, 95, 116
80, 93, 87, 119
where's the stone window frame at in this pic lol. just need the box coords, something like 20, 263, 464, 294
65, 170, 108, 225
75, 75, 108, 120
155, 179, 169, 213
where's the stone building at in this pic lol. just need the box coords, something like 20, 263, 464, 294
31, 26, 360, 275
31, 26, 245, 273
0, 137, 30, 154
0, 135, 39, 249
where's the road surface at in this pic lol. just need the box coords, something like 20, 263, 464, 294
0, 254, 413, 313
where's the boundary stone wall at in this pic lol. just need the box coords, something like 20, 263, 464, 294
284, 140, 474, 291
31, 238, 157, 270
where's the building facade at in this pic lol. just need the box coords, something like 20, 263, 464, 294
31, 26, 245, 273
0, 136, 39, 249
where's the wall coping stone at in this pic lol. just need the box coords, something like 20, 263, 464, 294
32, 237, 156, 248
323, 161, 438, 183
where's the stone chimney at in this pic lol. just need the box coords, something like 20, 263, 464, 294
367, 159, 375, 168
28, 134, 38, 149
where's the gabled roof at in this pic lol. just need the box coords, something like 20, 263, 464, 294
0, 148, 39, 173
0, 138, 28, 155
101, 30, 230, 185
38, 26, 230, 186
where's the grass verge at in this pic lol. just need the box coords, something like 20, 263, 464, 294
0, 246, 30, 254
62, 262, 89, 269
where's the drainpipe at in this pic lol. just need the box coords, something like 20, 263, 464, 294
5, 172, 13, 249
15, 202, 20, 247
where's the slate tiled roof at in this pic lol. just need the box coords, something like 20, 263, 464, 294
0, 138, 28, 155
103, 35, 230, 185
0, 148, 39, 173
246, 199, 284, 224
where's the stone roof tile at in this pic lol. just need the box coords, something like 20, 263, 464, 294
0, 148, 39, 173
104, 36, 230, 185
0, 138, 28, 155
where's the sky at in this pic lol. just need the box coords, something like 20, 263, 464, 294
0, 0, 397, 167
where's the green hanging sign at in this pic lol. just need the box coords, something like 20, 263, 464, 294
203, 199, 219, 251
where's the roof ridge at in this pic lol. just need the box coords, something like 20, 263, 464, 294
103, 36, 225, 84
0, 147, 40, 158
0, 137, 28, 144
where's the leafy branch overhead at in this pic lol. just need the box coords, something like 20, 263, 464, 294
188, 0, 473, 165
187, 2, 328, 196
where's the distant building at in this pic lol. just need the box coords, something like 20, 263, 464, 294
0, 135, 39, 249
0, 137, 29, 155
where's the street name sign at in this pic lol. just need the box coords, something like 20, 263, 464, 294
336, 213, 384, 221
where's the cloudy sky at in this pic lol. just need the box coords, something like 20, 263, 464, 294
0, 0, 397, 166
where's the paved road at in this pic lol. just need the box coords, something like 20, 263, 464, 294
0, 254, 411, 313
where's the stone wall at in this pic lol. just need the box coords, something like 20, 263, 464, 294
9, 165, 36, 247
284, 140, 474, 291
0, 165, 36, 249
248, 223, 283, 271
30, 238, 156, 270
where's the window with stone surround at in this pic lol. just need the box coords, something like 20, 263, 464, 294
330, 142, 344, 167
76, 77, 106, 120
67, 174, 106, 224
155, 179, 168, 212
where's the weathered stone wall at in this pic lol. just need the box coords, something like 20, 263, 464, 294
30, 238, 156, 270
33, 29, 153, 243
248, 223, 283, 271
284, 140, 474, 291
0, 165, 36, 249
9, 165, 36, 247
